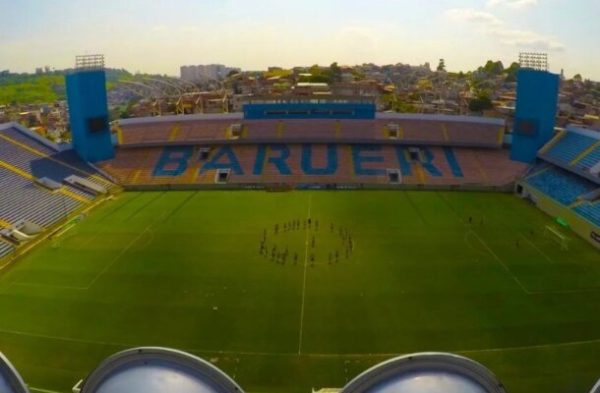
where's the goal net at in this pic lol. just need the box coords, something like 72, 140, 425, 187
544, 225, 569, 250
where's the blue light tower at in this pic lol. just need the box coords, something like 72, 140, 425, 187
510, 52, 560, 163
66, 55, 115, 162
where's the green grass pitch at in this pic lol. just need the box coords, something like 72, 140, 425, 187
1, 190, 600, 393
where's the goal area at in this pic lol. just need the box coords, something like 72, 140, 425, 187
544, 225, 569, 250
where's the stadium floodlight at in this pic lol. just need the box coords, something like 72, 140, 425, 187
518, 52, 549, 72
74, 347, 244, 393
341, 352, 506, 393
75, 54, 105, 70
0, 352, 29, 393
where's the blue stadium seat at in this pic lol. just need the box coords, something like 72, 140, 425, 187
544, 132, 596, 166
574, 203, 600, 227
0, 130, 110, 199
575, 145, 600, 171
0, 168, 82, 227
526, 166, 597, 205
0, 240, 14, 259
0, 127, 114, 232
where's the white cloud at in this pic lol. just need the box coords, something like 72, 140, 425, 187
490, 28, 564, 50
445, 7, 563, 51
487, 0, 539, 9
445, 8, 502, 26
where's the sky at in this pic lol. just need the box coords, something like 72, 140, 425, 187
1, 0, 599, 80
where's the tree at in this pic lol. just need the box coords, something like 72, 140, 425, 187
481, 60, 504, 75
573, 74, 583, 82
329, 62, 342, 83
469, 92, 493, 113
504, 62, 520, 82
437, 59, 446, 72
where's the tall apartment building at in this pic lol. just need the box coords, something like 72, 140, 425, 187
180, 64, 240, 82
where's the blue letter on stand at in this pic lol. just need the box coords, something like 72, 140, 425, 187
200, 146, 243, 175
253, 144, 291, 175
153, 147, 193, 176
301, 144, 338, 175
352, 145, 386, 175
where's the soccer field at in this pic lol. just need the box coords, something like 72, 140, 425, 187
1, 190, 599, 393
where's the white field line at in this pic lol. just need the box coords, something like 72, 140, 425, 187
29, 387, 64, 393
529, 287, 600, 295
2, 326, 600, 359
521, 234, 555, 264
84, 211, 167, 289
0, 280, 15, 296
83, 226, 151, 289
12, 282, 88, 291
469, 230, 531, 295
297, 194, 312, 355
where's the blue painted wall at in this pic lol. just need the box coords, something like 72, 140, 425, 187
510, 69, 559, 163
66, 70, 115, 162
243, 103, 376, 120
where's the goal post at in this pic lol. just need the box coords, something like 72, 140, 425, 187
544, 225, 569, 250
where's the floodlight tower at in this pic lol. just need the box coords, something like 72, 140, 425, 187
510, 52, 560, 163
66, 54, 115, 162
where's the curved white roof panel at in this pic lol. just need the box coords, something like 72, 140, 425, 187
0, 352, 29, 393
341, 353, 506, 393
80, 347, 243, 393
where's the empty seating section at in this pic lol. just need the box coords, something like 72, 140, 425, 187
121, 123, 171, 144
0, 127, 115, 240
445, 122, 501, 146
575, 145, 600, 171
338, 120, 374, 140
526, 167, 597, 205
0, 137, 92, 199
102, 144, 527, 188
0, 127, 57, 155
0, 168, 82, 227
0, 128, 113, 190
280, 120, 336, 140
181, 121, 227, 141
118, 117, 503, 147
0, 239, 14, 259
394, 120, 444, 142
544, 131, 596, 165
574, 203, 600, 227
245, 121, 280, 139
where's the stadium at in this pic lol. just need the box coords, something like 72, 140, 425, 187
0, 57, 599, 393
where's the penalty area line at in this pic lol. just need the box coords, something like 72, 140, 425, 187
469, 229, 531, 295
84, 211, 168, 289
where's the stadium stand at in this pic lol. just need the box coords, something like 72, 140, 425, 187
117, 114, 505, 148
575, 144, 600, 172
526, 166, 597, 206
538, 127, 600, 184
0, 127, 114, 192
543, 131, 597, 166
0, 124, 117, 257
0, 238, 14, 259
574, 202, 600, 227
0, 167, 82, 227
99, 144, 527, 188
